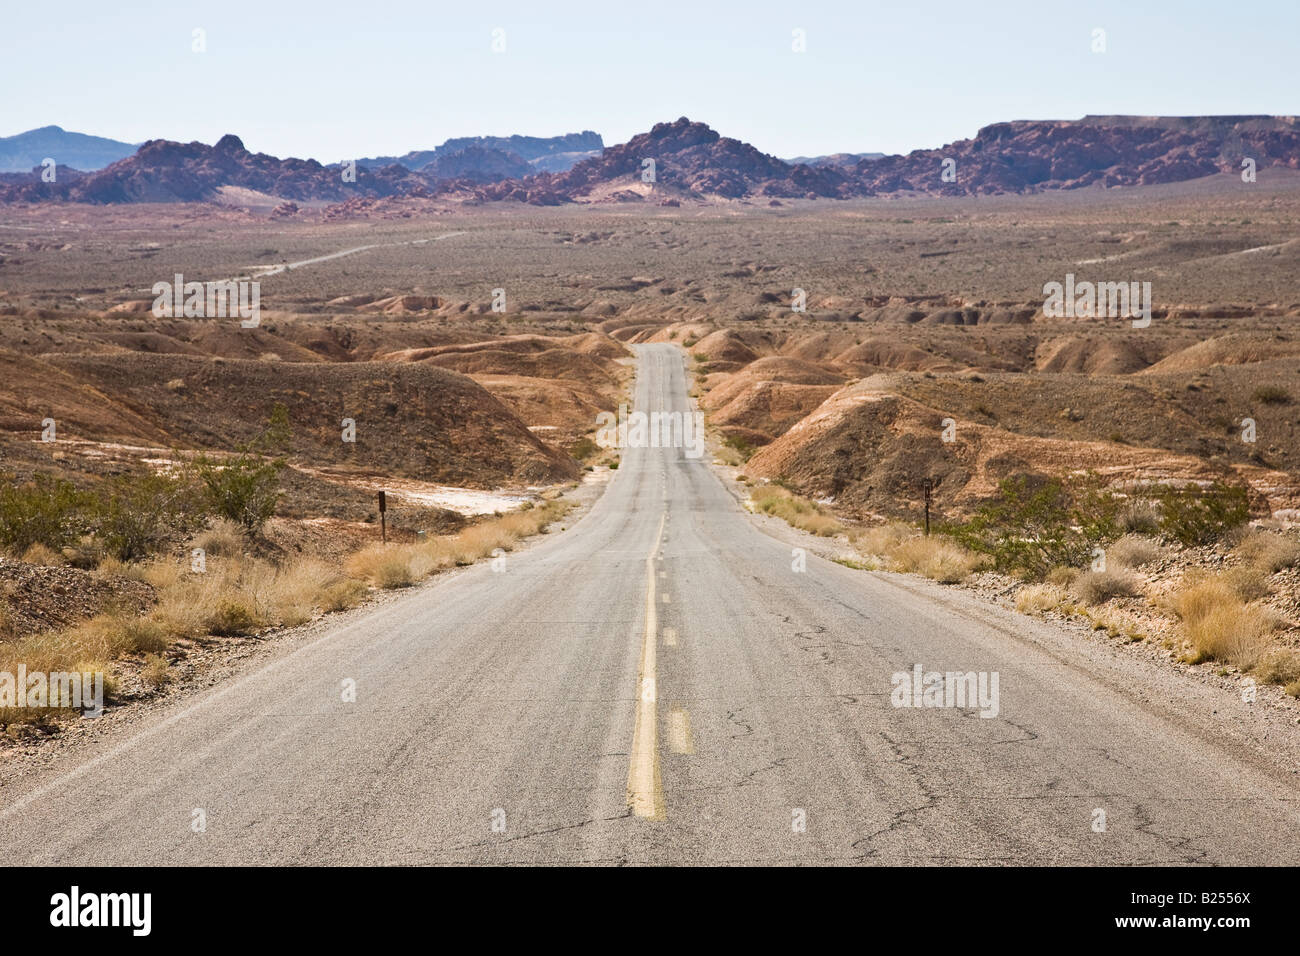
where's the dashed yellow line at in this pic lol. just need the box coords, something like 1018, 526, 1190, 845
627, 511, 667, 820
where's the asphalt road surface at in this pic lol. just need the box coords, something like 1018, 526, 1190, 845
3, 344, 1298, 865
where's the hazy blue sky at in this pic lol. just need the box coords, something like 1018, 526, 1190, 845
4, 1, 1296, 161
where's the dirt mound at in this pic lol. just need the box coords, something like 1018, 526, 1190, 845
1142, 332, 1300, 373
690, 329, 759, 369
709, 381, 840, 444
0, 350, 171, 443
833, 338, 961, 373
420, 348, 620, 392
0, 557, 154, 638
1034, 336, 1153, 374
705, 356, 845, 400
358, 295, 442, 314
39, 353, 578, 487
471, 376, 607, 447
744, 378, 1233, 518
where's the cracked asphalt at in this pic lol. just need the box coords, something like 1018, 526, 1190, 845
2, 343, 1299, 865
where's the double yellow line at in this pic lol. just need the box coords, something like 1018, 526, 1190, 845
627, 511, 667, 819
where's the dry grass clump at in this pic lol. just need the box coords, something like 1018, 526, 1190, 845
20, 543, 63, 566
1071, 568, 1139, 605
2, 495, 579, 726
1045, 565, 1078, 588
1116, 499, 1161, 535
1015, 583, 1069, 616
748, 485, 843, 537
851, 522, 913, 557
1233, 529, 1300, 574
1107, 534, 1165, 569
345, 544, 419, 589
1169, 571, 1281, 668
321, 578, 368, 612
1182, 604, 1278, 668
190, 518, 245, 558
141, 652, 172, 689
1255, 649, 1300, 686
344, 500, 575, 587
888, 537, 982, 584
1083, 604, 1145, 641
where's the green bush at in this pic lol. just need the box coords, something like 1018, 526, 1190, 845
0, 474, 90, 554
191, 453, 284, 533
568, 436, 599, 461
1153, 482, 1250, 546
93, 472, 207, 561
189, 405, 291, 534
722, 434, 754, 461
945, 475, 1119, 580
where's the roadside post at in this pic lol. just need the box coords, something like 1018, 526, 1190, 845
922, 478, 933, 537
378, 490, 387, 544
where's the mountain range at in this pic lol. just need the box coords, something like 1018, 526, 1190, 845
2, 115, 1296, 206
0, 125, 138, 173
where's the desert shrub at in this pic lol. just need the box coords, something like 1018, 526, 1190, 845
1234, 529, 1300, 573
1016, 583, 1068, 615
188, 405, 291, 533
722, 434, 755, 461
945, 476, 1119, 580
1169, 571, 1279, 668
345, 544, 417, 589
191, 453, 284, 533
1251, 385, 1292, 405
1168, 574, 1238, 624
93, 472, 206, 562
0, 474, 90, 554
888, 537, 981, 584
1071, 569, 1139, 605
568, 436, 599, 461
1107, 534, 1164, 569
1153, 482, 1249, 546
57, 613, 168, 659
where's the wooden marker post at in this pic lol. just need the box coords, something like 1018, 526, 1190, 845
378, 490, 387, 544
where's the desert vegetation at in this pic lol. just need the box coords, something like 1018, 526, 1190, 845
0, 405, 579, 732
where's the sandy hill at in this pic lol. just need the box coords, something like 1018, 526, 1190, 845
36, 353, 578, 487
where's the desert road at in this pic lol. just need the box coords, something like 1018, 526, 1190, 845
2, 343, 1298, 865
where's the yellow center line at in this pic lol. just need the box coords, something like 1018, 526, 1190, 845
627, 509, 667, 820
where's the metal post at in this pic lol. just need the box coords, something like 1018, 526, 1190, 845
378, 490, 387, 544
